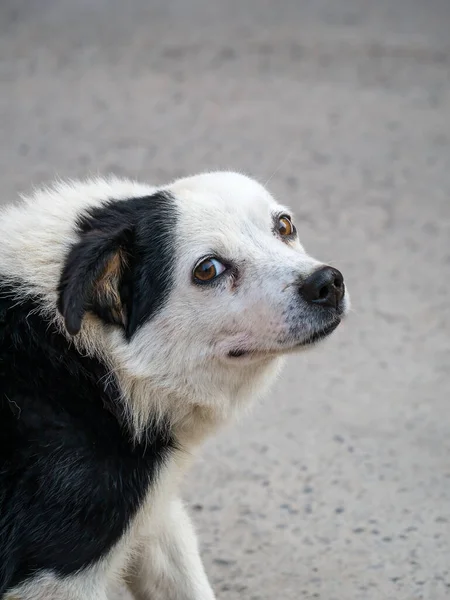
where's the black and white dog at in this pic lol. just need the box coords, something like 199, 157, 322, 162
0, 172, 349, 599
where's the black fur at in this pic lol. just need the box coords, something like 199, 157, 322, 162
0, 283, 174, 594
58, 192, 179, 338
0, 193, 179, 594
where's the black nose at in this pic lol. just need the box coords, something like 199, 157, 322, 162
300, 266, 344, 309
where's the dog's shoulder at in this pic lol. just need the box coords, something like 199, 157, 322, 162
0, 280, 174, 592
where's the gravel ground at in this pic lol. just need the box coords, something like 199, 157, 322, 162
1, 1, 450, 598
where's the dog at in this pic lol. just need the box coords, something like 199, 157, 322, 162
0, 171, 349, 599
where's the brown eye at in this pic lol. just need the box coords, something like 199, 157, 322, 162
278, 215, 294, 236
193, 257, 227, 283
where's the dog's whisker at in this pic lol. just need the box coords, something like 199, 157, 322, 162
263, 148, 295, 187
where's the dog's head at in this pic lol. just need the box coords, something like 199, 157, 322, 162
57, 172, 349, 423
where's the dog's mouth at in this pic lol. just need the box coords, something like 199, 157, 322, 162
296, 319, 341, 346
227, 319, 341, 359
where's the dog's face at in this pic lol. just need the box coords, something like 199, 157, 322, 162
58, 172, 349, 418
162, 172, 348, 359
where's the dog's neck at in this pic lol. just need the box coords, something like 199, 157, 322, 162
113, 374, 226, 450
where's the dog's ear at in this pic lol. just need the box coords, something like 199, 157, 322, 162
58, 226, 133, 336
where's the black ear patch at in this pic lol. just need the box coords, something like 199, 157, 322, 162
58, 226, 132, 336
58, 192, 178, 338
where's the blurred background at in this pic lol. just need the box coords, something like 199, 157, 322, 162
1, 1, 450, 599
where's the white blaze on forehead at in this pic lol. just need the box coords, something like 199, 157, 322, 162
166, 171, 293, 263
168, 171, 278, 216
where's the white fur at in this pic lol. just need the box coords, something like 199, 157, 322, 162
1, 172, 349, 599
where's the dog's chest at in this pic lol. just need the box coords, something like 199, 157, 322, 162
0, 386, 175, 585
104, 450, 190, 575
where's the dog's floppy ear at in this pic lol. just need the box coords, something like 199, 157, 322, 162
58, 226, 133, 336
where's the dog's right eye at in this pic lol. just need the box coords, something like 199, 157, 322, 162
193, 257, 227, 284
277, 214, 295, 237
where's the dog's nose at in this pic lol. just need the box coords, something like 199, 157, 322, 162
300, 266, 344, 309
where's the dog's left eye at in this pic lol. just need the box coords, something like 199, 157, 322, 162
193, 257, 227, 283
277, 215, 295, 237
